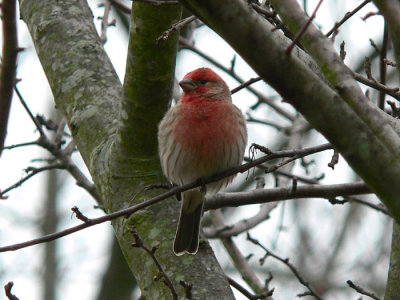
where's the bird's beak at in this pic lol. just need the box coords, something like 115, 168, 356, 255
179, 78, 197, 93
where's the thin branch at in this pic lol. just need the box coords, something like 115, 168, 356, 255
0, 164, 65, 197
204, 202, 276, 238
205, 177, 276, 238
99, 0, 116, 44
3, 141, 39, 150
71, 206, 91, 223
56, 141, 103, 205
157, 15, 197, 43
273, 170, 322, 184
205, 182, 371, 210
14, 86, 45, 136
352, 71, 400, 101
231, 77, 262, 94
212, 211, 269, 295
341, 196, 389, 215
378, 23, 388, 109
0, 0, 19, 157
0, 143, 353, 252
346, 280, 381, 300
247, 233, 322, 300
325, 0, 372, 37
286, 0, 324, 54
4, 110, 102, 204
130, 226, 178, 299
328, 150, 339, 169
361, 11, 380, 21
227, 276, 273, 300
384, 58, 396, 67
246, 112, 288, 132
250, 3, 302, 50
4, 282, 19, 300
1, 115, 100, 203
179, 281, 193, 299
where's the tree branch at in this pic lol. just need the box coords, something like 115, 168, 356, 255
0, 0, 19, 157
346, 280, 381, 300
0, 143, 351, 252
247, 233, 322, 300
270, 0, 400, 222
211, 211, 270, 296
325, 0, 372, 37
177, 0, 400, 222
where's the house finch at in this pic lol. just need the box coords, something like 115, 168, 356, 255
158, 68, 247, 255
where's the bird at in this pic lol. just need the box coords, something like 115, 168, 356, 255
158, 67, 247, 255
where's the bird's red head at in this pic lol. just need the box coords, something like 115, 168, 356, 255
179, 68, 231, 103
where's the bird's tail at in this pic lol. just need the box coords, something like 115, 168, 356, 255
173, 190, 204, 255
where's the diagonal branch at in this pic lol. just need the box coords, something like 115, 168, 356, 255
0, 143, 354, 252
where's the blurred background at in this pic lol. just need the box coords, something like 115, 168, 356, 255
0, 0, 395, 299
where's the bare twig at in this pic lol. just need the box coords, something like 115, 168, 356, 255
361, 11, 380, 21
205, 201, 276, 238
56, 142, 103, 205
2, 101, 102, 204
328, 150, 339, 169
325, 0, 371, 37
342, 196, 389, 216
212, 211, 269, 295
352, 71, 400, 101
387, 100, 400, 118
4, 282, 19, 300
179, 281, 193, 299
205, 176, 276, 239
227, 276, 273, 300
231, 77, 262, 94
157, 15, 197, 43
99, 0, 116, 44
250, 3, 302, 50
130, 226, 178, 299
340, 41, 346, 60
0, 0, 19, 157
0, 143, 365, 252
14, 86, 45, 136
247, 233, 322, 300
246, 112, 288, 132
346, 280, 381, 300
378, 23, 388, 109
3, 141, 38, 150
274, 170, 322, 184
384, 58, 396, 67
286, 0, 324, 55
71, 206, 91, 223
205, 182, 371, 210
0, 164, 65, 198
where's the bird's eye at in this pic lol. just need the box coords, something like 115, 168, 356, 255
199, 80, 208, 85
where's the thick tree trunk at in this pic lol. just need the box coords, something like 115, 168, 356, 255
19, 0, 234, 298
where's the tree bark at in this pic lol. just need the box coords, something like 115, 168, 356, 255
178, 0, 400, 222
178, 0, 400, 298
19, 0, 234, 298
